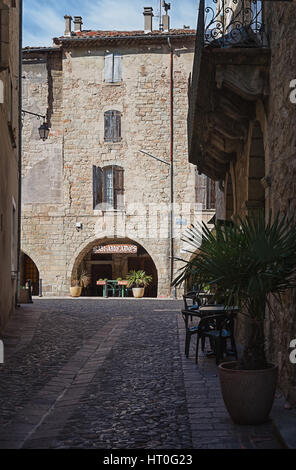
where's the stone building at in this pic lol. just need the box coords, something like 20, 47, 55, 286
188, 0, 296, 402
0, 0, 21, 332
21, 7, 215, 299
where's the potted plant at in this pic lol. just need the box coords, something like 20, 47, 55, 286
80, 270, 91, 288
70, 279, 82, 297
173, 211, 296, 424
96, 278, 107, 286
126, 270, 152, 298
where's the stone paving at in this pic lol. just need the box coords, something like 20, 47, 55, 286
0, 299, 282, 449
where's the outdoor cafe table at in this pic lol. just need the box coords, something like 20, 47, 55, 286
96, 280, 128, 297
181, 305, 239, 357
181, 305, 239, 332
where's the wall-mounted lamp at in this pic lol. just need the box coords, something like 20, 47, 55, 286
22, 109, 50, 141
76, 222, 83, 232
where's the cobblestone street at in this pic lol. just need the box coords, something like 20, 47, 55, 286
0, 299, 282, 449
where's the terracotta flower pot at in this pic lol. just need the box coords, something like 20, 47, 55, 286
132, 287, 145, 298
70, 286, 82, 297
218, 361, 278, 425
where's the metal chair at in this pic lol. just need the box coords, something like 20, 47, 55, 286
195, 313, 238, 365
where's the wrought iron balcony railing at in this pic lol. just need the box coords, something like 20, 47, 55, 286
199, 0, 265, 48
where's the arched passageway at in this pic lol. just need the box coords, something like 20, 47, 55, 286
71, 238, 158, 297
20, 252, 39, 295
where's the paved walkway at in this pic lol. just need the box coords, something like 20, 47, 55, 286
0, 299, 282, 449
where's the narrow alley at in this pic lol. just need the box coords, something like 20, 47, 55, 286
0, 299, 282, 449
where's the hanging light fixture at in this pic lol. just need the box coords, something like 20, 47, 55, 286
38, 121, 50, 141
22, 110, 50, 141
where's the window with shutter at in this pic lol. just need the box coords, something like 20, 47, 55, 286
104, 110, 121, 142
94, 165, 124, 210
104, 53, 122, 83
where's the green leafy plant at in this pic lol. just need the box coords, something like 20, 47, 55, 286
173, 211, 296, 370
80, 270, 91, 287
126, 270, 153, 288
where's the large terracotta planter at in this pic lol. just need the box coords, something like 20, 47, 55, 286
218, 361, 278, 425
132, 287, 145, 298
70, 286, 82, 297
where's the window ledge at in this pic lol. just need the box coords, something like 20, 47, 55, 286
103, 81, 123, 86
93, 209, 125, 215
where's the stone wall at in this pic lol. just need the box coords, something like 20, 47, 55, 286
263, 3, 296, 404
22, 37, 215, 298
0, 1, 20, 332
218, 3, 296, 402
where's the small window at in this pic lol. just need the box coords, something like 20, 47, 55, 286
104, 110, 121, 142
93, 165, 124, 210
195, 170, 216, 210
104, 53, 122, 83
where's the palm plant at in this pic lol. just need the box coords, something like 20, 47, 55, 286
173, 211, 296, 370
126, 270, 153, 288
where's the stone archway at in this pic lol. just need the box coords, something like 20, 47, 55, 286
70, 237, 159, 298
20, 251, 40, 295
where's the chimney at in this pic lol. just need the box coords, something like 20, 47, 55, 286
74, 16, 83, 33
64, 15, 72, 36
162, 14, 170, 32
143, 7, 153, 33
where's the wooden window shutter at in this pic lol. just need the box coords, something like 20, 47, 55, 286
114, 110, 121, 142
104, 53, 113, 83
113, 166, 124, 210
104, 111, 113, 141
104, 110, 121, 142
113, 54, 122, 82
93, 166, 103, 209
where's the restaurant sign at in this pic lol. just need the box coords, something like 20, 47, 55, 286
93, 244, 138, 254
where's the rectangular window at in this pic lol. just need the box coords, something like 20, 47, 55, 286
104, 53, 122, 83
93, 166, 124, 210
104, 167, 114, 209
104, 110, 121, 142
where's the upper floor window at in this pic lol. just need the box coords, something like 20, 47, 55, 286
104, 110, 121, 142
195, 170, 216, 210
93, 165, 124, 210
104, 53, 122, 83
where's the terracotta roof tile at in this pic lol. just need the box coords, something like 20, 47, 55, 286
55, 29, 196, 41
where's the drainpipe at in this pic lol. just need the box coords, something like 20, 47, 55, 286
168, 37, 176, 298
16, 0, 23, 306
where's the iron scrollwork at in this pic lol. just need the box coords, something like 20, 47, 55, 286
204, 0, 264, 47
